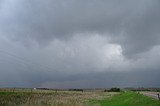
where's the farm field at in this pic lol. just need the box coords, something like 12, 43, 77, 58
0, 88, 117, 106
0, 88, 160, 106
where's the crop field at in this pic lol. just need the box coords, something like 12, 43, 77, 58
0, 88, 160, 106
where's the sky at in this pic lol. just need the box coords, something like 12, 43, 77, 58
0, 0, 160, 88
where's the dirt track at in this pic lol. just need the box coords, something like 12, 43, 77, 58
140, 92, 160, 100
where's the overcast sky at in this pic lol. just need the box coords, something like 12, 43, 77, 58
0, 0, 160, 88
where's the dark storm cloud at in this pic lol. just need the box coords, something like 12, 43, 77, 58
0, 0, 160, 88
121, 0, 160, 56
0, 0, 160, 56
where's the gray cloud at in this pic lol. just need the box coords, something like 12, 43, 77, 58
0, 0, 160, 88
121, 0, 160, 57
1, 0, 160, 55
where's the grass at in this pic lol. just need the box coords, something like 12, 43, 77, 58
1, 89, 160, 106
0, 89, 116, 106
90, 91, 160, 106
0, 92, 32, 106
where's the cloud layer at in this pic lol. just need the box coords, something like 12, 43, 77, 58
0, 0, 160, 88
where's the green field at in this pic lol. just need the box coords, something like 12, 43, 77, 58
90, 92, 160, 106
0, 89, 160, 106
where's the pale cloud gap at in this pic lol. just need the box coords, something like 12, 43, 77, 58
0, 33, 127, 73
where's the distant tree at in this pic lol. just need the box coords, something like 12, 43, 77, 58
104, 89, 108, 92
68, 89, 83, 92
108, 88, 120, 92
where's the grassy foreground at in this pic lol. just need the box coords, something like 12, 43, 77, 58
0, 89, 160, 106
90, 92, 160, 106
0, 89, 116, 106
